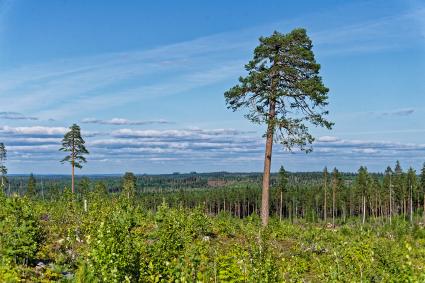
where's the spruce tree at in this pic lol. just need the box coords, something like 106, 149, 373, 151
60, 124, 89, 194
27, 173, 37, 198
224, 29, 332, 226
406, 167, 417, 224
331, 167, 342, 227
277, 166, 288, 221
394, 161, 406, 218
356, 166, 369, 225
323, 167, 329, 223
383, 166, 393, 223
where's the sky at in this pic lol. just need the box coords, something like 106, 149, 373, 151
0, 0, 424, 174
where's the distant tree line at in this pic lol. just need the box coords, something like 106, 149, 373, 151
3, 161, 425, 225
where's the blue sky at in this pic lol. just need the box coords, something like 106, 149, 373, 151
0, 0, 424, 174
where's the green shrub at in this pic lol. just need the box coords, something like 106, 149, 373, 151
83, 210, 139, 282
0, 195, 41, 265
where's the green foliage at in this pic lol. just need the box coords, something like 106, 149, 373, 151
2, 179, 425, 281
224, 29, 332, 151
78, 177, 91, 197
0, 194, 41, 265
122, 172, 137, 199
84, 210, 139, 282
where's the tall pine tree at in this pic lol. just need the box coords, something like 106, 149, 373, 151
60, 124, 89, 194
224, 29, 332, 226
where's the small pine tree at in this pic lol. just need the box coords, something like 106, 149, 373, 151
60, 124, 89, 194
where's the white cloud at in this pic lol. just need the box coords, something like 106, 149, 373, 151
316, 136, 340, 142
0, 125, 100, 137
0, 111, 38, 120
82, 117, 172, 126
1, 123, 424, 172
352, 148, 379, 154
0, 125, 67, 136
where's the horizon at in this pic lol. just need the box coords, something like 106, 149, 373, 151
0, 0, 424, 174
2, 168, 401, 177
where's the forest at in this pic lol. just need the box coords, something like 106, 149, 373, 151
1, 164, 425, 281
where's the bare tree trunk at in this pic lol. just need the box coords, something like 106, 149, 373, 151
410, 185, 413, 224
332, 183, 336, 227
324, 184, 327, 223
389, 182, 392, 224
362, 195, 366, 225
71, 162, 75, 194
280, 190, 283, 222
71, 138, 75, 194
404, 198, 406, 220
261, 100, 276, 226
423, 193, 425, 223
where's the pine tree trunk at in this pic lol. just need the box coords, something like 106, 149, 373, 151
261, 100, 275, 226
389, 186, 392, 224
332, 184, 335, 227
404, 198, 406, 220
410, 186, 413, 224
71, 137, 75, 194
324, 184, 327, 223
280, 190, 283, 222
423, 193, 425, 223
72, 162, 75, 194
